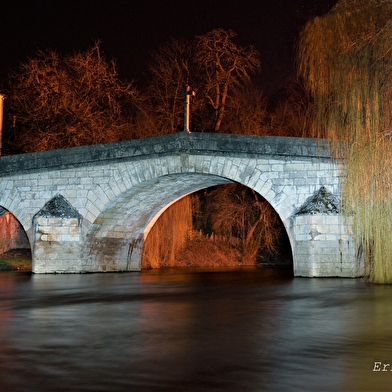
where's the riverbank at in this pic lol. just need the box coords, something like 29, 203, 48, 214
0, 249, 32, 271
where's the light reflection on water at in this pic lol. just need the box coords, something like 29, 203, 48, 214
0, 268, 392, 391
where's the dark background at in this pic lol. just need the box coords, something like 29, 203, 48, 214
1, 0, 337, 95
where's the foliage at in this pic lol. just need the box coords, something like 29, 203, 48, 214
141, 184, 283, 269
142, 195, 193, 268
198, 184, 281, 265
5, 42, 137, 152
0, 249, 31, 271
175, 232, 244, 268
138, 29, 261, 135
194, 29, 261, 132
269, 78, 315, 137
142, 29, 311, 137
4, 29, 306, 150
133, 38, 195, 136
297, 0, 392, 283
221, 82, 270, 135
0, 260, 16, 271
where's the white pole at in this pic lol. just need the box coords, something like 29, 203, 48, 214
185, 86, 191, 133
182, 86, 195, 134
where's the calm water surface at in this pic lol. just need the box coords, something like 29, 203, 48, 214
0, 267, 392, 391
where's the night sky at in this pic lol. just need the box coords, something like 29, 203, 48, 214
2, 0, 337, 95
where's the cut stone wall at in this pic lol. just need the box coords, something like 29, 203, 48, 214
32, 195, 83, 273
293, 214, 363, 277
33, 216, 83, 273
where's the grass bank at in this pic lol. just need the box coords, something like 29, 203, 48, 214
0, 249, 32, 271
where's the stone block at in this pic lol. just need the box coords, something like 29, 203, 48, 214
47, 217, 61, 226
35, 217, 49, 226
40, 233, 60, 241
60, 234, 80, 241
69, 225, 81, 234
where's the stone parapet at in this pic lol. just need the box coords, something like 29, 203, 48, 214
0, 133, 335, 177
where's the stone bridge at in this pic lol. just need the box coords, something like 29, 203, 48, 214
0, 132, 363, 277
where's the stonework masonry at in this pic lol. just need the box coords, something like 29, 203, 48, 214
0, 132, 363, 277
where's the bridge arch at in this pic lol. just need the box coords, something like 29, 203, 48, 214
0, 206, 31, 258
82, 169, 294, 272
0, 192, 31, 239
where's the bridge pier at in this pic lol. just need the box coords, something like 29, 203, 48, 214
292, 214, 363, 277
290, 187, 363, 277
32, 195, 84, 273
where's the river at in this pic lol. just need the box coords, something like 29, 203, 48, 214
0, 267, 392, 391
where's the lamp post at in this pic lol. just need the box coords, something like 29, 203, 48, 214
181, 86, 195, 133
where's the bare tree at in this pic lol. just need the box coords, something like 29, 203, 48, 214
269, 78, 315, 137
6, 42, 137, 152
202, 184, 281, 264
145, 38, 193, 134
195, 29, 261, 132
135, 29, 261, 135
137, 36, 211, 135
222, 82, 269, 135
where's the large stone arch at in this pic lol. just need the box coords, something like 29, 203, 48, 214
82, 170, 294, 272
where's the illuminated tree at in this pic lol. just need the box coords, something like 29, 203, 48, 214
195, 29, 261, 132
142, 38, 193, 134
202, 184, 281, 264
142, 195, 193, 268
136, 29, 261, 135
298, 0, 392, 283
221, 82, 269, 135
133, 37, 207, 136
269, 78, 315, 137
6, 42, 137, 152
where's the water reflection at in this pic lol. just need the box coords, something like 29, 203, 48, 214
0, 269, 392, 391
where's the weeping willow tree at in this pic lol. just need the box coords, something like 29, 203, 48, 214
142, 196, 193, 268
297, 0, 392, 283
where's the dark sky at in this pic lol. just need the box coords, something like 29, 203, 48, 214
2, 0, 337, 95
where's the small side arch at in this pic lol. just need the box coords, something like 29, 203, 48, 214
0, 206, 32, 265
